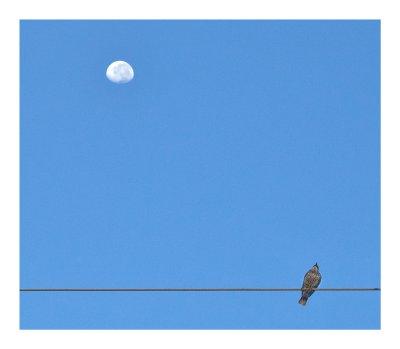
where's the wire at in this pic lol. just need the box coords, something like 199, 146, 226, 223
20, 287, 381, 292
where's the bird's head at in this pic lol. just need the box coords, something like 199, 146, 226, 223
313, 262, 319, 270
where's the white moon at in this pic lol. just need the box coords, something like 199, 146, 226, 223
106, 61, 134, 84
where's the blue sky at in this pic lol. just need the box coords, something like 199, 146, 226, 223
20, 20, 380, 329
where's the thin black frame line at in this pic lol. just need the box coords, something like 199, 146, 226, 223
20, 287, 381, 292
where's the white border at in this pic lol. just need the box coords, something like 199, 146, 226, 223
2, 0, 399, 348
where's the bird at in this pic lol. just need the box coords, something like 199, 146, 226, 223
298, 263, 322, 305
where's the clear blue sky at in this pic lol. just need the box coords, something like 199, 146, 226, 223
20, 20, 380, 329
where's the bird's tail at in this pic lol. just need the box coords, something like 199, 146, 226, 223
298, 296, 308, 305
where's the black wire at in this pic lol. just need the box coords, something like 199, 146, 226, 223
20, 287, 381, 292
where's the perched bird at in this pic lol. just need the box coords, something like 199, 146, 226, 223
299, 263, 322, 305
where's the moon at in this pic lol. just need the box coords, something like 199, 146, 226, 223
106, 61, 134, 84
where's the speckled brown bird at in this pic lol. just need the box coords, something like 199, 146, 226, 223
299, 263, 322, 305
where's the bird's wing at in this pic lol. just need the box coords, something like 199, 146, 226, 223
301, 270, 314, 289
